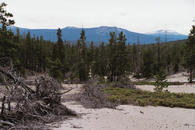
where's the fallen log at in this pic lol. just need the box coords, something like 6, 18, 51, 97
0, 66, 35, 94
0, 120, 14, 127
0, 71, 76, 129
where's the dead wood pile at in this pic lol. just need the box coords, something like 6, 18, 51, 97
0, 58, 76, 129
79, 76, 135, 109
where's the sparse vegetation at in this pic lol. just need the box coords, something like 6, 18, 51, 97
105, 87, 195, 108
79, 76, 135, 108
133, 81, 184, 85
154, 69, 169, 92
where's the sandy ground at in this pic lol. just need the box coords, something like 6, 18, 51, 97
136, 72, 195, 93
52, 77, 195, 130
130, 72, 194, 83
166, 72, 190, 82
52, 101, 195, 130
136, 84, 195, 93
2, 72, 195, 130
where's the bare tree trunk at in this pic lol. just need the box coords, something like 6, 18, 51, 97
189, 69, 193, 83
1, 96, 6, 116
7, 97, 11, 111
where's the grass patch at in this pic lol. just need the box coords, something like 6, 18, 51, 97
104, 87, 195, 108
133, 81, 184, 85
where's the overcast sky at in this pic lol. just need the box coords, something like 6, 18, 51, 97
3, 0, 195, 34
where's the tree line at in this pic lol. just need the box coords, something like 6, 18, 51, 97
0, 2, 194, 82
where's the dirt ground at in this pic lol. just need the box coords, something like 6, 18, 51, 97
1, 72, 194, 130
130, 72, 194, 83
52, 72, 195, 130
136, 84, 195, 93
52, 101, 195, 130
136, 72, 195, 93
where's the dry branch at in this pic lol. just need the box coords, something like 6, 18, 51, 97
79, 76, 135, 108
0, 59, 76, 129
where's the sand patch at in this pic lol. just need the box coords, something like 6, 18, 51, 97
53, 101, 195, 130
136, 84, 195, 93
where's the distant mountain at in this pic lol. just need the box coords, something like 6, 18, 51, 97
9, 26, 187, 44
147, 30, 188, 42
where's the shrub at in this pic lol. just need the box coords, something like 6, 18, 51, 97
105, 87, 195, 109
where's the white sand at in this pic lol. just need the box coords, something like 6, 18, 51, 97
136, 84, 195, 93
130, 72, 194, 83
166, 72, 190, 82
135, 72, 195, 93
53, 101, 195, 130
52, 72, 195, 130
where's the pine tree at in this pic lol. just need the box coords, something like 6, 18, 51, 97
142, 48, 154, 78
0, 2, 20, 71
57, 28, 65, 64
48, 58, 64, 82
80, 29, 87, 63
107, 32, 127, 81
155, 37, 161, 73
185, 25, 195, 83
98, 42, 107, 76
48, 28, 65, 81
0, 2, 15, 30
108, 32, 117, 81
116, 32, 127, 77
77, 29, 89, 81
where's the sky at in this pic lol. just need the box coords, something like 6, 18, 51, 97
3, 0, 195, 35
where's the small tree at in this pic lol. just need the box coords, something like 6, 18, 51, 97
154, 69, 168, 92
47, 58, 64, 82
77, 29, 89, 81
0, 2, 15, 30
185, 26, 195, 83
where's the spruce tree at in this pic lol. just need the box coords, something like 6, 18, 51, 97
142, 48, 154, 78
0, 2, 15, 30
48, 28, 65, 81
185, 26, 195, 83
77, 29, 89, 81
108, 32, 117, 81
107, 32, 127, 81
0, 2, 20, 71
116, 32, 127, 77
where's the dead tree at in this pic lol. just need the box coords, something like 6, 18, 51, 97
0, 58, 76, 129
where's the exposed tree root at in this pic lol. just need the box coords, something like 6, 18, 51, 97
0, 58, 77, 129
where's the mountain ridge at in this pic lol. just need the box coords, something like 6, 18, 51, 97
9, 26, 187, 44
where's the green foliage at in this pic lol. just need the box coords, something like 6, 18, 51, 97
142, 48, 154, 78
0, 2, 15, 29
77, 29, 89, 81
154, 69, 168, 92
47, 58, 64, 82
105, 87, 195, 108
0, 1, 190, 82
0, 2, 22, 73
134, 81, 184, 85
107, 32, 128, 81
185, 26, 195, 83
78, 60, 89, 82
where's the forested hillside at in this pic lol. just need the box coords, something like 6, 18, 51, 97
0, 2, 193, 83
0, 25, 187, 81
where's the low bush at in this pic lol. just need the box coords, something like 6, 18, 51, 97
105, 87, 195, 109
133, 81, 184, 85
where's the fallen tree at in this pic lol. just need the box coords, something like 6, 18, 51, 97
0, 58, 76, 129
79, 76, 135, 108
